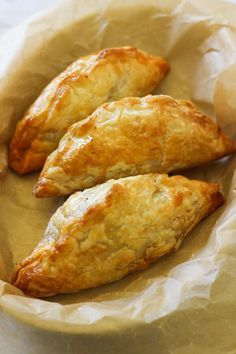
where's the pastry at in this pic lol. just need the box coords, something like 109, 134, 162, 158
9, 47, 169, 174
12, 173, 224, 297
34, 95, 236, 198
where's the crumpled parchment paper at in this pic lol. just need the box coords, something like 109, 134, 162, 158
0, 0, 236, 353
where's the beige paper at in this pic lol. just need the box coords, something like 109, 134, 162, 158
0, 0, 236, 352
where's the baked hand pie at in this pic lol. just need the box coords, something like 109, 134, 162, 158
12, 173, 224, 297
34, 95, 236, 198
9, 47, 169, 175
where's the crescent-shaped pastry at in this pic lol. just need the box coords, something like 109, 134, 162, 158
9, 47, 169, 175
12, 173, 224, 297
34, 95, 236, 198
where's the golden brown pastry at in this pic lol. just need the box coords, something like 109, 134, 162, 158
12, 173, 224, 297
34, 95, 236, 198
9, 47, 169, 175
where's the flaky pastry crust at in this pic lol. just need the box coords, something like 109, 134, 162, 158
12, 173, 224, 297
34, 95, 236, 198
9, 47, 169, 174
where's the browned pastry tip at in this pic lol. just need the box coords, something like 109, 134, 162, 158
33, 177, 61, 198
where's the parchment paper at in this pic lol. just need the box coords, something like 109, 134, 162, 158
0, 0, 236, 352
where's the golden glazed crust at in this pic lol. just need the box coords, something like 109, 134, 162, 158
12, 173, 224, 297
8, 47, 169, 174
34, 95, 236, 198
